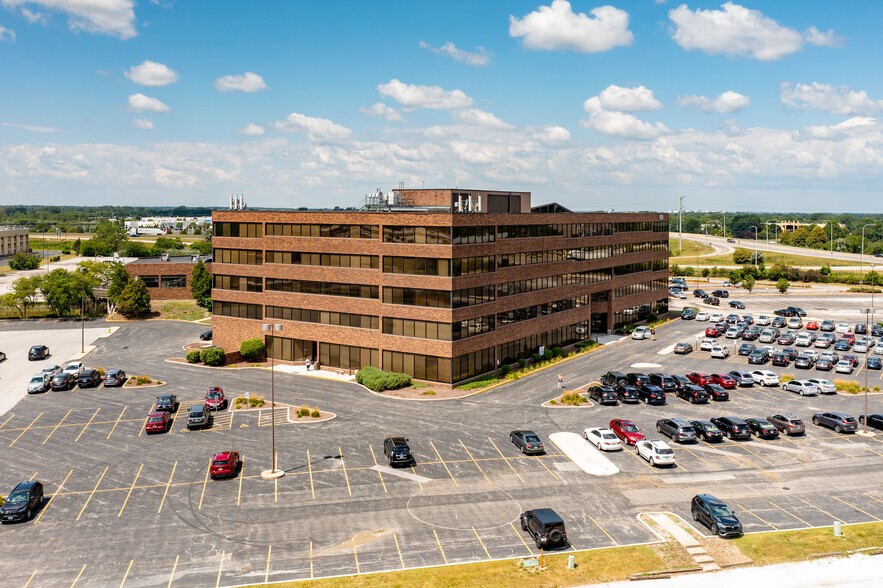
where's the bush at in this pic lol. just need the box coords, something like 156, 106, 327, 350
777, 278, 790, 293
531, 353, 542, 363
551, 346, 564, 357
780, 373, 795, 383
518, 358, 526, 368
240, 338, 265, 361
248, 397, 264, 407
186, 350, 201, 363
310, 407, 320, 418
7, 252, 41, 270
560, 391, 587, 406
50, 255, 61, 262
543, 348, 554, 359
201, 347, 226, 366
296, 404, 311, 418
61, 247, 71, 255
500, 364, 511, 376
136, 375, 152, 385
233, 397, 246, 408
355, 366, 411, 391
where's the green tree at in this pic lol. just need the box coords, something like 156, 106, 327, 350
78, 260, 116, 284
727, 269, 742, 285
777, 278, 790, 293
117, 278, 151, 317
119, 241, 151, 257
742, 274, 755, 293
79, 239, 112, 257
732, 248, 753, 264
2, 275, 42, 318
93, 219, 128, 251
806, 225, 828, 249
191, 259, 212, 308
701, 267, 710, 278
40, 268, 93, 317
7, 251, 41, 270
106, 263, 131, 317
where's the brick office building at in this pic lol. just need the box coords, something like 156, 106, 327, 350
125, 254, 211, 300
211, 189, 668, 384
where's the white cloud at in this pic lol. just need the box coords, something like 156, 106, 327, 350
0, 23, 14, 40
582, 97, 669, 140
125, 60, 178, 86
780, 82, 883, 116
419, 41, 491, 67
598, 85, 662, 112
1, 122, 58, 132
792, 117, 875, 142
237, 123, 265, 136
677, 90, 750, 113
131, 118, 154, 130
804, 26, 842, 47
378, 79, 473, 111
509, 1, 633, 53
20, 8, 43, 23
214, 72, 267, 93
272, 112, 352, 140
127, 93, 170, 114
1, 0, 137, 39
453, 108, 515, 130
531, 125, 571, 144
669, 2, 828, 61
359, 103, 406, 123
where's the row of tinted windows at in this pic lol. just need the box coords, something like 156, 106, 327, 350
382, 285, 496, 308
265, 224, 379, 239
265, 306, 378, 329
498, 270, 611, 297
136, 275, 186, 288
214, 300, 262, 319
265, 278, 379, 299
214, 248, 262, 265
212, 275, 262, 292
611, 240, 668, 255
614, 278, 669, 298
214, 222, 262, 238
265, 251, 379, 269
497, 321, 589, 365
497, 295, 589, 326
614, 260, 668, 275
381, 256, 496, 277
498, 246, 613, 268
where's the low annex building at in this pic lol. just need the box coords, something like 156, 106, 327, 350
211, 188, 669, 384
125, 254, 211, 300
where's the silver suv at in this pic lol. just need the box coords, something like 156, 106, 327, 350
186, 404, 211, 430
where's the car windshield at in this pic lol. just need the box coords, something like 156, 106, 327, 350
208, 392, 222, 399
622, 425, 639, 432
705, 424, 720, 431
30, 377, 43, 383
7, 491, 29, 504
525, 435, 541, 443
710, 504, 733, 517
190, 411, 204, 417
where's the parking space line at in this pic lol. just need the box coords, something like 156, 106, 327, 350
533, 454, 561, 479
487, 437, 524, 483
567, 538, 577, 551
769, 501, 811, 527
29, 471, 38, 480
730, 442, 776, 467
216, 551, 224, 588
196, 464, 210, 509
842, 436, 883, 458
167, 555, 179, 588
865, 493, 883, 506
433, 529, 448, 564
106, 406, 127, 440
237, 458, 244, 506
832, 496, 880, 521
350, 537, 361, 574
393, 533, 405, 569
157, 461, 177, 514
74, 408, 100, 443
588, 515, 618, 544
510, 522, 533, 554
409, 463, 424, 490
76, 466, 108, 521
23, 569, 37, 588
472, 526, 491, 558
118, 464, 143, 517
307, 450, 315, 499
70, 564, 86, 587
9, 412, 43, 447
460, 439, 492, 485
626, 447, 657, 471
0, 413, 14, 430
736, 503, 778, 529
34, 468, 73, 525
339, 447, 352, 496
682, 447, 718, 470
274, 475, 278, 502
120, 560, 133, 587
309, 541, 313, 579
368, 444, 387, 493
801, 498, 844, 522
429, 440, 459, 487
41, 410, 71, 445
137, 409, 151, 438
265, 545, 272, 583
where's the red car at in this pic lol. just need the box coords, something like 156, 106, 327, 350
705, 326, 720, 337
205, 387, 227, 411
687, 372, 712, 386
145, 411, 171, 434
806, 321, 819, 330
842, 332, 856, 343
209, 451, 241, 479
608, 419, 645, 445
710, 373, 737, 389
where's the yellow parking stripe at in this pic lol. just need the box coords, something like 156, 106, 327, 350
769, 501, 811, 527
118, 464, 143, 517
9, 412, 43, 447
832, 496, 880, 521
70, 564, 86, 588
120, 560, 133, 587
167, 555, 178, 588
351, 538, 360, 574
865, 493, 883, 505
433, 529, 448, 564
23, 570, 37, 588
368, 444, 387, 493
393, 533, 405, 569
511, 522, 533, 553
237, 458, 244, 506
842, 435, 883, 458
42, 410, 71, 445
265, 545, 273, 583
198, 464, 210, 510
309, 541, 313, 579
34, 468, 73, 525
339, 447, 352, 496
429, 440, 459, 487
76, 466, 108, 521
74, 408, 100, 443
0, 413, 14, 430
307, 450, 315, 499
472, 526, 491, 558
533, 453, 561, 479
801, 498, 844, 522
736, 503, 778, 529
730, 442, 776, 467
487, 437, 524, 483
216, 551, 224, 588
106, 406, 127, 440
460, 439, 492, 485
157, 461, 177, 514
589, 515, 618, 544
682, 447, 718, 470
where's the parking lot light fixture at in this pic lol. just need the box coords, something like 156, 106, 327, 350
750, 226, 758, 267
79, 266, 88, 353
261, 323, 285, 480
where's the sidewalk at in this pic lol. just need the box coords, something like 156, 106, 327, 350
272, 364, 356, 382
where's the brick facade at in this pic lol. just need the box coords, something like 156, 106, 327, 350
125, 257, 210, 300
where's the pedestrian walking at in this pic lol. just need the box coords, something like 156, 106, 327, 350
651, 328, 657, 341
305, 357, 311, 371
557, 374, 564, 389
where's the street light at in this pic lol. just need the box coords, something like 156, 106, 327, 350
861, 224, 873, 287
79, 266, 88, 353
261, 323, 284, 480
750, 226, 759, 267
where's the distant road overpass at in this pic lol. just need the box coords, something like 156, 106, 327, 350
677, 232, 880, 266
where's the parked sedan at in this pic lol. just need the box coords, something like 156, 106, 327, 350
748, 349, 770, 364
656, 419, 697, 443
750, 370, 780, 387
782, 379, 818, 396
706, 325, 722, 337
609, 419, 646, 445
806, 321, 819, 330
820, 320, 836, 332
690, 420, 724, 442
812, 412, 858, 433
702, 384, 730, 401
710, 373, 737, 389
738, 343, 756, 356
687, 372, 712, 386
755, 315, 771, 326
50, 372, 77, 391
144, 411, 172, 434
868, 356, 882, 370
834, 360, 854, 374
767, 413, 806, 436
510, 431, 545, 454
745, 417, 780, 439
200, 329, 213, 341
710, 346, 730, 359
728, 300, 745, 309
584, 427, 623, 451
710, 416, 751, 440
588, 386, 618, 405
674, 342, 693, 355
103, 369, 127, 387
27, 373, 51, 394
728, 371, 755, 386
635, 440, 676, 467
637, 385, 666, 405
77, 369, 102, 388
772, 353, 789, 367
205, 387, 228, 410
806, 378, 837, 394
677, 384, 710, 404
41, 364, 63, 376
814, 357, 834, 371
154, 394, 179, 412
858, 414, 883, 430
794, 355, 813, 369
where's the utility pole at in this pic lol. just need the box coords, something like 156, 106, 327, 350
678, 195, 684, 252
723, 210, 726, 238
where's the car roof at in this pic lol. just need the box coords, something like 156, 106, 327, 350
148, 411, 166, 417
11, 480, 39, 492
158, 394, 174, 400
213, 451, 235, 460
529, 508, 564, 524
649, 440, 671, 449
695, 493, 726, 505
386, 436, 409, 443
671, 418, 693, 426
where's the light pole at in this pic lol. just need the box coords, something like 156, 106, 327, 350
861, 224, 873, 287
750, 226, 759, 267
261, 323, 284, 480
79, 266, 88, 353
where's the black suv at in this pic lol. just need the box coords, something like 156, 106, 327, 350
711, 289, 729, 298
627, 373, 650, 387
690, 420, 724, 442
0, 480, 44, 523
383, 437, 413, 466
28, 345, 49, 360
77, 369, 102, 388
588, 386, 618, 405
50, 372, 76, 391
676, 384, 709, 404
647, 373, 677, 392
520, 508, 567, 549
745, 417, 780, 439
711, 416, 751, 439
638, 384, 666, 405
615, 384, 640, 403
155, 394, 179, 412
702, 384, 730, 401
691, 494, 742, 537
601, 371, 629, 388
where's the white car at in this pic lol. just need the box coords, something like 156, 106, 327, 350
700, 338, 716, 351
711, 345, 730, 359
875, 344, 883, 355
853, 338, 870, 353
783, 379, 818, 396
835, 360, 854, 374
751, 370, 780, 386
803, 350, 819, 362
787, 317, 803, 329
670, 290, 687, 299
636, 440, 676, 466
806, 378, 837, 394
632, 326, 652, 340
836, 323, 851, 334
42, 364, 63, 376
63, 361, 84, 377
725, 328, 740, 339
695, 312, 709, 321
756, 315, 772, 326
795, 333, 812, 347
584, 427, 623, 451
709, 313, 724, 323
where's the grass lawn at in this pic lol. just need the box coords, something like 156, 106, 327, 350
246, 545, 665, 588
673, 250, 861, 267
153, 300, 210, 321
669, 238, 714, 257
734, 522, 883, 565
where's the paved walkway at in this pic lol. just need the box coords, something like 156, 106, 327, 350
644, 512, 719, 571
272, 364, 356, 382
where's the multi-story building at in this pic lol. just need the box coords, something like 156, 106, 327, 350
125, 254, 211, 300
211, 189, 668, 384
0, 227, 30, 258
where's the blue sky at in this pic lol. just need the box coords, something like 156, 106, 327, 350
1, 1, 882, 212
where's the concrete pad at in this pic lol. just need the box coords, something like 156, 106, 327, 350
686, 546, 707, 555
646, 513, 700, 547
548, 432, 619, 476
370, 465, 431, 483
660, 473, 735, 484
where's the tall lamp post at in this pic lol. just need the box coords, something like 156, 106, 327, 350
750, 226, 759, 267
79, 266, 88, 353
861, 224, 873, 286
261, 323, 285, 480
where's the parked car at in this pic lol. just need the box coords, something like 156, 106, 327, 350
520, 508, 567, 549
690, 420, 724, 442
755, 315, 771, 326
702, 384, 730, 401
588, 386, 618, 405
77, 369, 102, 388
681, 308, 697, 319
872, 324, 883, 337
842, 353, 859, 367
835, 360, 854, 374
27, 373, 51, 394
748, 349, 770, 364
794, 355, 813, 369
691, 494, 742, 538
787, 317, 803, 329
103, 369, 127, 387
710, 373, 736, 389
868, 356, 882, 370
27, 345, 50, 360
772, 352, 789, 367
782, 347, 799, 361
205, 387, 228, 410
820, 320, 835, 332
677, 384, 710, 404
836, 323, 851, 334
635, 440, 676, 466
806, 321, 819, 330
601, 371, 629, 388
815, 357, 834, 371
812, 412, 858, 433
711, 416, 751, 440
750, 370, 779, 386
693, 289, 708, 298
186, 404, 212, 430
648, 373, 677, 392
154, 394, 179, 412
674, 342, 693, 355
609, 419, 645, 445
855, 323, 868, 334
200, 329, 213, 341
41, 364, 63, 376
614, 384, 640, 403
789, 307, 807, 317
712, 290, 730, 298
671, 374, 692, 390
50, 372, 77, 391
767, 413, 806, 436
695, 312, 709, 321
627, 373, 651, 387
63, 361, 84, 377
710, 345, 730, 359
631, 326, 652, 340
584, 427, 623, 451
738, 343, 756, 356
144, 411, 172, 434
745, 417, 780, 439
0, 481, 44, 523
699, 338, 716, 351
774, 308, 795, 317
806, 378, 837, 394
384, 437, 414, 464
706, 297, 720, 306
209, 451, 241, 479
510, 431, 544, 455
687, 372, 712, 386
637, 385, 666, 405
782, 379, 818, 396
858, 414, 883, 430
706, 325, 722, 337
656, 419, 697, 443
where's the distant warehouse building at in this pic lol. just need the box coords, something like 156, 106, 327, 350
0, 227, 29, 258
210, 188, 669, 384
125, 254, 212, 300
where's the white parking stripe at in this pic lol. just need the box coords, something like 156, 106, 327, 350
369, 465, 431, 483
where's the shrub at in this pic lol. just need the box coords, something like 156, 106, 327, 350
422, 390, 436, 395
136, 375, 152, 385
61, 247, 71, 255
201, 347, 226, 366
355, 366, 411, 391
186, 350, 201, 363
296, 404, 311, 418
7, 252, 41, 270
531, 353, 542, 363
560, 391, 587, 406
248, 397, 264, 407
549, 399, 557, 404
777, 278, 790, 293
500, 364, 511, 376
240, 338, 265, 361
310, 407, 320, 418
543, 348, 554, 360
518, 358, 526, 368
233, 397, 246, 408
50, 255, 61, 262
551, 347, 564, 357
780, 373, 795, 383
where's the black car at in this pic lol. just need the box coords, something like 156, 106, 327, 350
656, 419, 697, 443
693, 289, 708, 298
50, 372, 77, 391
771, 316, 786, 328
788, 307, 807, 317
748, 349, 769, 364
200, 329, 213, 340
155, 394, 179, 412
520, 508, 567, 549
588, 386, 618, 405
706, 297, 720, 306
782, 347, 799, 361
738, 343, 756, 356
772, 352, 789, 367
690, 420, 724, 442
855, 323, 867, 335
774, 308, 794, 317
28, 345, 50, 360
601, 371, 629, 388
691, 494, 742, 538
711, 416, 751, 439
711, 290, 730, 298
614, 384, 640, 403
702, 384, 730, 401
384, 436, 415, 464
741, 329, 759, 341
648, 373, 677, 392
510, 430, 544, 455
745, 417, 780, 439
77, 369, 102, 388
728, 300, 745, 309
637, 384, 666, 405
859, 414, 883, 430
871, 324, 883, 337
0, 481, 43, 524
104, 369, 127, 387
676, 384, 709, 404
671, 374, 692, 391
627, 373, 651, 387
681, 309, 697, 320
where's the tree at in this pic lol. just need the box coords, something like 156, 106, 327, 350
191, 259, 212, 308
7, 251, 41, 270
40, 268, 93, 317
728, 269, 742, 285
742, 274, 755, 293
119, 241, 151, 257
732, 248, 753, 265
806, 225, 828, 249
78, 260, 116, 284
79, 239, 112, 257
106, 263, 131, 317
777, 278, 790, 293
93, 219, 128, 252
116, 278, 151, 317
2, 275, 42, 318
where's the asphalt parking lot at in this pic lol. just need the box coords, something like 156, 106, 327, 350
0, 293, 882, 587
